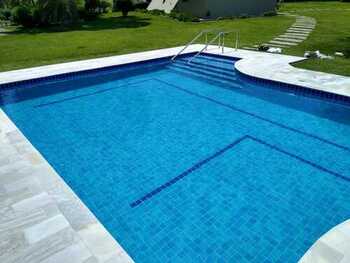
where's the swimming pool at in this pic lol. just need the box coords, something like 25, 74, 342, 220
1, 54, 350, 262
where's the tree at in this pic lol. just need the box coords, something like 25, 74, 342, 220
36, 0, 78, 25
114, 0, 133, 17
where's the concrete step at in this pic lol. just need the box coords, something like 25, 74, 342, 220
287, 29, 311, 34
273, 37, 303, 43
292, 25, 315, 30
288, 27, 312, 32
281, 32, 309, 37
263, 43, 288, 48
269, 40, 298, 46
279, 34, 307, 40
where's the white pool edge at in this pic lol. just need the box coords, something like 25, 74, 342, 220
1, 46, 350, 263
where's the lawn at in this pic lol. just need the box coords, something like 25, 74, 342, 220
0, 13, 293, 72
0, 1, 349, 77
279, 1, 350, 76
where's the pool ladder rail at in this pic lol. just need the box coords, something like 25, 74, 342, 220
171, 29, 240, 63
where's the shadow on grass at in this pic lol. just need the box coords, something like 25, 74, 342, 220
7, 15, 151, 35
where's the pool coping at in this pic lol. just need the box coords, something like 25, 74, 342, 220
1, 44, 350, 99
1, 45, 350, 263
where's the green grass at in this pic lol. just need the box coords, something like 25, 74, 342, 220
0, 12, 293, 72
0, 2, 349, 76
279, 1, 350, 76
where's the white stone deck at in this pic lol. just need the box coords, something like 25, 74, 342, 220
1, 45, 350, 263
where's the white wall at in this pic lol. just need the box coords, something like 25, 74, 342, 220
206, 0, 277, 18
147, 0, 276, 17
147, 0, 180, 13
176, 0, 208, 17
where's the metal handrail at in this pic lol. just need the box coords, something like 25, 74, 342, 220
172, 29, 240, 63
188, 32, 223, 64
220, 30, 240, 53
171, 29, 220, 61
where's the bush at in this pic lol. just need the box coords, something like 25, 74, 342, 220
99, 0, 111, 13
263, 10, 277, 17
257, 44, 269, 52
147, 9, 165, 16
168, 10, 199, 22
83, 0, 110, 19
114, 0, 134, 17
344, 48, 350, 58
36, 0, 78, 25
11, 5, 34, 27
0, 8, 11, 20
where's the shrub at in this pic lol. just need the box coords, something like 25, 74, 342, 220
257, 44, 269, 52
344, 48, 350, 58
0, 8, 11, 20
263, 10, 277, 17
36, 0, 78, 25
80, 0, 110, 20
147, 9, 165, 16
169, 10, 199, 22
99, 0, 111, 13
114, 0, 133, 17
11, 5, 34, 27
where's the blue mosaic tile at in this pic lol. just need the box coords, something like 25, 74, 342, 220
1, 53, 350, 263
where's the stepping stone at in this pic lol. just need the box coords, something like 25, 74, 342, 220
281, 32, 309, 36
274, 37, 303, 43
263, 43, 288, 48
269, 40, 298, 46
280, 34, 307, 40
287, 29, 311, 34
284, 31, 309, 35
293, 24, 315, 28
292, 25, 315, 29
289, 27, 312, 32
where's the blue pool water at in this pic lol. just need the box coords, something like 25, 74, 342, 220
1, 54, 350, 262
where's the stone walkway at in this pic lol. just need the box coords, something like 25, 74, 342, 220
244, 14, 316, 50
266, 14, 316, 48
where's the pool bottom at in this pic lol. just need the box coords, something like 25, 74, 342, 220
1, 54, 350, 263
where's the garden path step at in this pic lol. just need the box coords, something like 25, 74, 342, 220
269, 40, 299, 46
273, 37, 304, 43
241, 13, 316, 51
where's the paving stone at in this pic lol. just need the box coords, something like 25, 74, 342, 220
274, 37, 304, 43
23, 215, 70, 244
269, 40, 299, 46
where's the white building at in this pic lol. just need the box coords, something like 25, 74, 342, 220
147, 0, 277, 18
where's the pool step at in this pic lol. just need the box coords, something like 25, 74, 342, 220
169, 67, 243, 91
176, 59, 234, 75
170, 62, 237, 84
193, 55, 236, 67
168, 63, 242, 90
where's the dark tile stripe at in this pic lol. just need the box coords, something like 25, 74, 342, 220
130, 135, 349, 208
153, 78, 350, 152
34, 79, 152, 108
130, 136, 247, 208
247, 136, 350, 182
